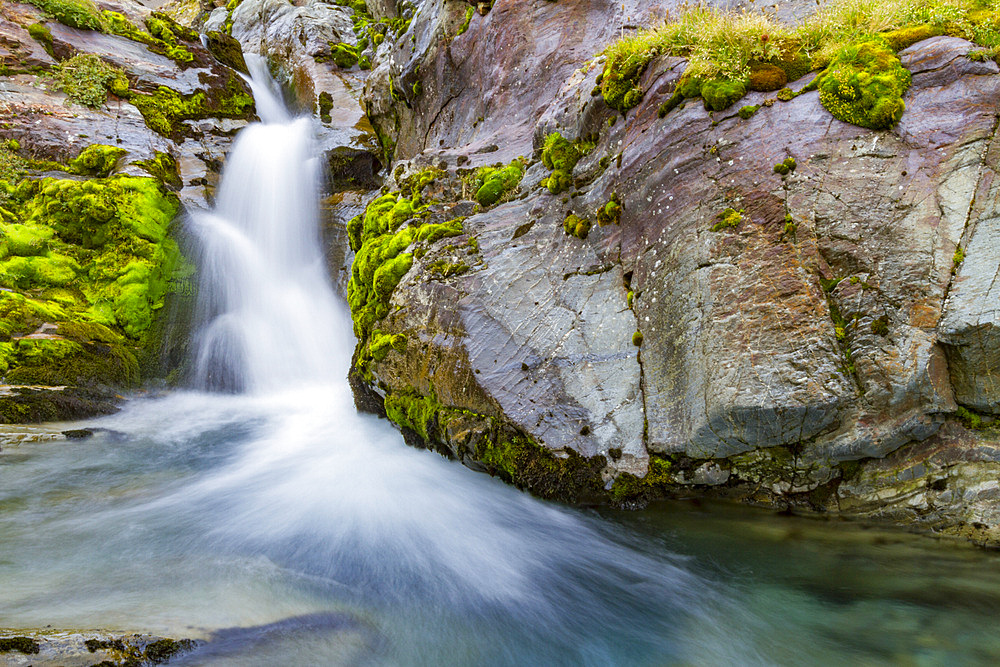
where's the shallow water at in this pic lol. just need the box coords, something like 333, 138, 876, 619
3, 396, 1000, 666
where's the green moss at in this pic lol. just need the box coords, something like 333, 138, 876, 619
953, 244, 965, 271
0, 143, 28, 194
0, 222, 53, 257
317, 91, 334, 123
610, 455, 673, 504
773, 156, 796, 175
368, 330, 407, 362
596, 193, 622, 226
0, 637, 40, 655
5, 175, 183, 345
870, 314, 889, 336
27, 22, 55, 57
53, 54, 129, 108
328, 42, 359, 68
700, 78, 747, 111
956, 405, 984, 430
133, 151, 182, 188
631, 330, 643, 347
541, 132, 582, 172
385, 390, 440, 441
737, 104, 760, 119
478, 435, 605, 501
28, 0, 101, 30
817, 40, 911, 130
711, 207, 742, 231
471, 162, 524, 207
776, 87, 796, 101
129, 78, 255, 139
426, 258, 470, 278
456, 5, 474, 36
68, 144, 127, 177
880, 24, 944, 51
600, 35, 657, 113
543, 169, 572, 195
563, 214, 591, 239
205, 30, 248, 74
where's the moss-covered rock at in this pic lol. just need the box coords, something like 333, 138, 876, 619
470, 161, 523, 207
128, 77, 255, 139
0, 174, 187, 409
53, 54, 129, 108
28, 0, 102, 30
563, 213, 591, 239
817, 40, 911, 130
67, 144, 127, 177
205, 30, 249, 74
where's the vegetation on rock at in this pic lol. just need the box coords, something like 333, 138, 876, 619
603, 0, 1000, 127
53, 54, 128, 108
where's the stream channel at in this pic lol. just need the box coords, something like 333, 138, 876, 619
3, 57, 1000, 667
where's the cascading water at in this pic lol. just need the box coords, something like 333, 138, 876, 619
190, 55, 347, 392
4, 55, 1000, 667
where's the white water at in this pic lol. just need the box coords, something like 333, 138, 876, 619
5, 56, 1000, 666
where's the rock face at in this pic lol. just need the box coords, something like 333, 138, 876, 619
311, 0, 1000, 545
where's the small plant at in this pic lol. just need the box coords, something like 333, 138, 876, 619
563, 214, 591, 239
596, 193, 622, 226
738, 104, 760, 119
952, 245, 965, 272
774, 156, 797, 175
632, 330, 644, 346
711, 207, 742, 231
469, 160, 524, 207
53, 54, 129, 108
870, 314, 890, 335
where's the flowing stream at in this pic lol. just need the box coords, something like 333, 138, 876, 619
3, 59, 1000, 666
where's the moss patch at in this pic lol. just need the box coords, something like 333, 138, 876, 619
711, 207, 743, 231
610, 455, 674, 505
0, 174, 187, 398
53, 54, 129, 108
0, 637, 40, 654
28, 0, 102, 30
128, 77, 255, 139
563, 214, 591, 239
817, 40, 911, 130
469, 160, 524, 207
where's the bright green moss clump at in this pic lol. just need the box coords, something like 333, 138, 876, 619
541, 133, 587, 195
327, 42, 360, 68
600, 34, 658, 113
817, 40, 911, 130
53, 54, 129, 108
596, 193, 622, 226
27, 22, 55, 56
563, 214, 591, 239
711, 207, 743, 231
28, 0, 102, 30
68, 144, 127, 177
700, 78, 746, 111
470, 161, 524, 207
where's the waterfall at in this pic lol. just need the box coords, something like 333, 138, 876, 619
189, 54, 350, 393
